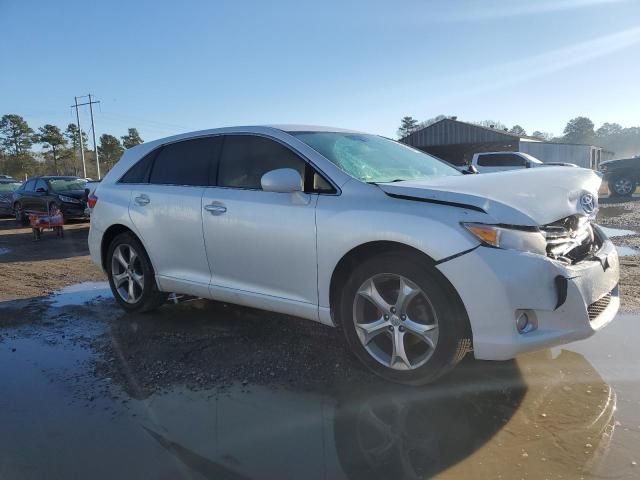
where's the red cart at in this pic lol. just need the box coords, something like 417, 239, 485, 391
29, 209, 64, 240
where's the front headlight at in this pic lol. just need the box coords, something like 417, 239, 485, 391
58, 195, 80, 204
463, 223, 547, 255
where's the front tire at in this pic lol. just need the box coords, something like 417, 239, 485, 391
609, 175, 635, 197
14, 203, 27, 225
336, 252, 472, 386
107, 232, 167, 313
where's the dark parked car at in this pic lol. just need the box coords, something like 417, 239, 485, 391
600, 156, 640, 197
13, 176, 89, 224
0, 179, 22, 217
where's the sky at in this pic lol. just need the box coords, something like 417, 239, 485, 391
0, 0, 639, 144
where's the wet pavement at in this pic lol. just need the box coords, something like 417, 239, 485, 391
1, 285, 639, 479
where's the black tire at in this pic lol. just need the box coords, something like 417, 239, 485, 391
609, 175, 635, 198
106, 232, 167, 313
14, 203, 27, 226
48, 201, 60, 215
335, 252, 472, 386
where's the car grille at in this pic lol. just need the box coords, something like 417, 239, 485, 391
540, 215, 601, 264
587, 292, 612, 321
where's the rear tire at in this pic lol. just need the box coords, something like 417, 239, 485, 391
107, 232, 167, 313
609, 176, 635, 198
335, 252, 472, 386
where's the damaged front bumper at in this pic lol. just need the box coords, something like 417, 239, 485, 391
437, 226, 620, 360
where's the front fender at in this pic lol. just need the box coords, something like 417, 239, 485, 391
315, 191, 483, 310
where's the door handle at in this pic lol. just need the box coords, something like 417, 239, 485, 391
204, 203, 227, 215
134, 194, 150, 206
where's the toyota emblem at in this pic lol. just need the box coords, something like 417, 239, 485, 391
580, 193, 596, 215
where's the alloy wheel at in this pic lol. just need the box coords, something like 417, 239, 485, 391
352, 274, 439, 371
111, 244, 144, 304
614, 178, 634, 195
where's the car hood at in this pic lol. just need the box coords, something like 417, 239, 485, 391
378, 167, 602, 226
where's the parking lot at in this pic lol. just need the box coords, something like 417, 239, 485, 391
1, 201, 640, 479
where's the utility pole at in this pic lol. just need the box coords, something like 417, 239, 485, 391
88, 94, 101, 179
73, 96, 87, 178
71, 95, 101, 179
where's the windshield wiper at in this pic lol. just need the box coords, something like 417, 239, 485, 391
368, 179, 408, 184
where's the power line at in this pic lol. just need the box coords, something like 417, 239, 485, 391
98, 111, 197, 132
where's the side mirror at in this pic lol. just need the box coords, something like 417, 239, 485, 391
462, 165, 478, 175
261, 168, 303, 193
35, 187, 47, 193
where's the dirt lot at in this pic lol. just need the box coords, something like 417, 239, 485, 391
0, 218, 103, 301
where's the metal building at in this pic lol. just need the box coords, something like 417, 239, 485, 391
401, 118, 614, 169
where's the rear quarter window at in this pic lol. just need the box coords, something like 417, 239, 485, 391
119, 150, 158, 184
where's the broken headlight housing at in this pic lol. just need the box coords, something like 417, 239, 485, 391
463, 223, 547, 255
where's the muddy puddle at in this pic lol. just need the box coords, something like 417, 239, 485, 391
50, 281, 112, 307
1, 288, 640, 478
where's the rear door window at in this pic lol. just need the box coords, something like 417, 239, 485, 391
217, 135, 306, 190
477, 153, 527, 167
149, 137, 222, 186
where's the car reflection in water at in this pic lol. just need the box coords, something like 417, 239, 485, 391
130, 348, 615, 479
335, 350, 616, 479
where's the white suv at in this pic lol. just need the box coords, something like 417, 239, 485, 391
88, 125, 619, 385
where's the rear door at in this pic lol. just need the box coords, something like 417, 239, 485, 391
201, 134, 319, 313
127, 137, 222, 295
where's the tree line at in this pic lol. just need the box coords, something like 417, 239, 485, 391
398, 115, 640, 158
0, 113, 144, 180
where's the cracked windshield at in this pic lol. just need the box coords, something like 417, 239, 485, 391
1, 0, 639, 479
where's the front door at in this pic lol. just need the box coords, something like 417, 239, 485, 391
202, 134, 319, 315
33, 178, 51, 213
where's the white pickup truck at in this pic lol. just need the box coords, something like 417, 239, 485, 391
470, 151, 576, 173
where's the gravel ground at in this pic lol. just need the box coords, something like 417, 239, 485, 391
90, 298, 375, 399
598, 197, 640, 311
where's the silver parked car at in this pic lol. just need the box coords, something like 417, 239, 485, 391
88, 126, 619, 385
